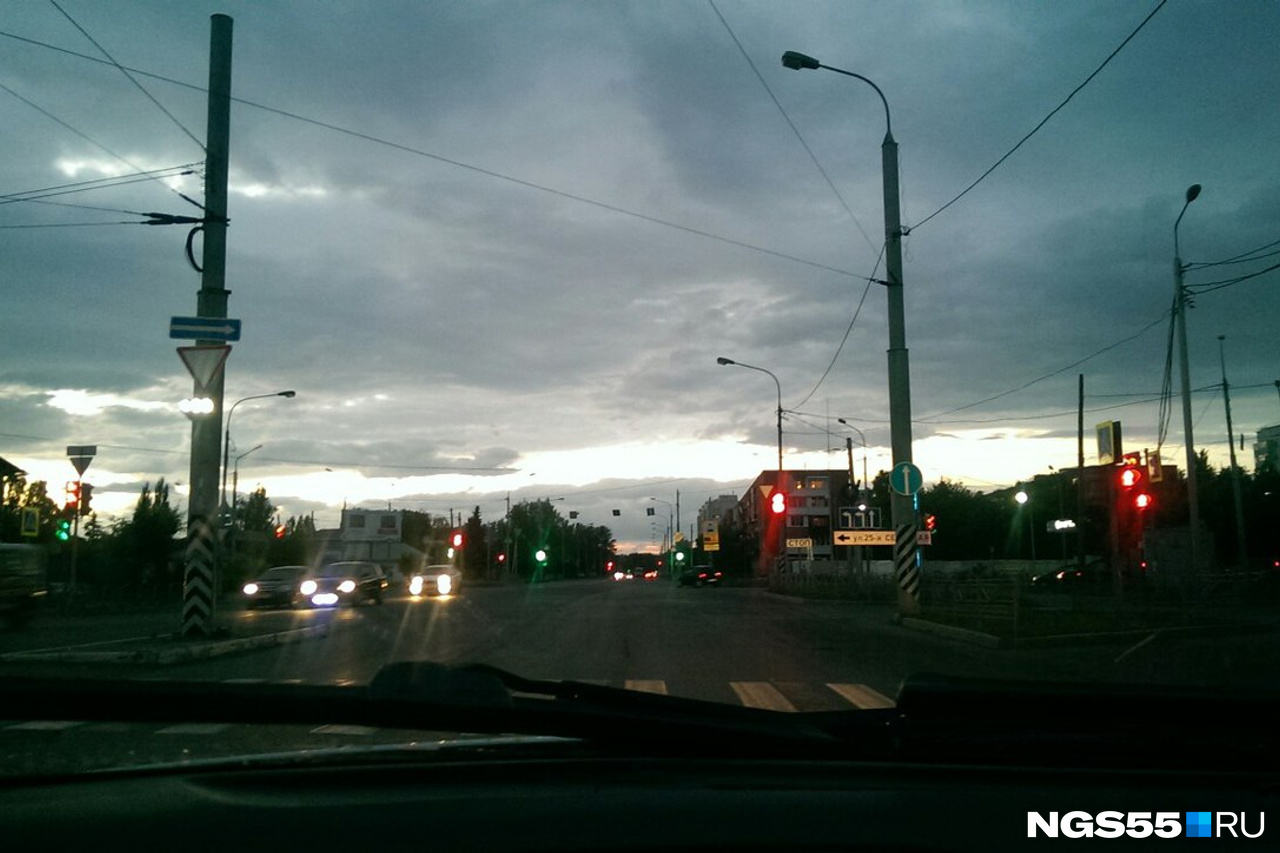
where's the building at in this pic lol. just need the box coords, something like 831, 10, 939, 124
1255, 425, 1280, 475
736, 469, 860, 574
328, 508, 436, 580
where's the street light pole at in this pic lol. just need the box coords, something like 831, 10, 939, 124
220, 390, 296, 521
231, 444, 263, 525
782, 51, 918, 613
1173, 184, 1201, 575
717, 357, 786, 572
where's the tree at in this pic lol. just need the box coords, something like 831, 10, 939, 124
113, 479, 183, 588
0, 475, 62, 544
462, 506, 486, 580
236, 486, 276, 534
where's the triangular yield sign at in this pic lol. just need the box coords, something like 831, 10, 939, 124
70, 457, 92, 476
177, 345, 231, 391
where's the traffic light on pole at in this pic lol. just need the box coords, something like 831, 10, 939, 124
770, 491, 787, 515
80, 483, 93, 514
56, 518, 71, 541
65, 481, 80, 513
1117, 453, 1152, 511
274, 524, 287, 539
924, 513, 937, 532
451, 531, 463, 548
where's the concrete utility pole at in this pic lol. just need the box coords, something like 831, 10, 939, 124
1173, 184, 1201, 577
182, 14, 233, 638
1218, 336, 1248, 569
781, 51, 918, 614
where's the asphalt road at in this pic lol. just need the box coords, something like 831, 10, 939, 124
3, 579, 1280, 774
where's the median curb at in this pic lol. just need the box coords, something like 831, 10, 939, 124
0, 623, 329, 665
900, 617, 1002, 648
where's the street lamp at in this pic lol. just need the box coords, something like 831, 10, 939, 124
1173, 184, 1201, 575
650, 497, 675, 577
836, 418, 870, 494
717, 356, 786, 570
1015, 487, 1036, 562
230, 444, 263, 526
782, 51, 917, 612
220, 390, 296, 523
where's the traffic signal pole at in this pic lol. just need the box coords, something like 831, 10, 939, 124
182, 14, 233, 638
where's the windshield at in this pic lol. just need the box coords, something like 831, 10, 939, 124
2, 0, 1279, 777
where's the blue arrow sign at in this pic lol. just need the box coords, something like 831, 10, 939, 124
169, 316, 241, 341
890, 461, 924, 496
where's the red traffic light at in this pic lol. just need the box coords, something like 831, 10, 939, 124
770, 491, 787, 515
451, 531, 463, 548
1135, 492, 1154, 511
924, 513, 937, 532
65, 481, 81, 512
274, 524, 287, 539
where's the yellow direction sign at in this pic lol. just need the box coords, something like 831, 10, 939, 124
834, 530, 895, 546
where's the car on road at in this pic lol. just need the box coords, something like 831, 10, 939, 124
678, 565, 722, 587
301, 561, 388, 607
0, 544, 48, 628
241, 565, 311, 609
408, 564, 461, 597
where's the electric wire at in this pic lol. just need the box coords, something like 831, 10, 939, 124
908, 0, 1167, 233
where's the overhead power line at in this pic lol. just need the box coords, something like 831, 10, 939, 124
49, 0, 205, 151
0, 30, 870, 281
909, 0, 1167, 232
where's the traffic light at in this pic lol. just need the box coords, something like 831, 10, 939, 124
80, 483, 93, 514
770, 491, 787, 515
56, 518, 71, 542
535, 548, 548, 566
451, 531, 463, 548
924, 513, 937, 532
274, 524, 287, 539
1117, 454, 1152, 511
64, 481, 80, 513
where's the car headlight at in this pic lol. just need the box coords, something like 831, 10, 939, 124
242, 582, 259, 595
408, 576, 424, 596
300, 579, 318, 596
337, 579, 356, 593
436, 574, 452, 595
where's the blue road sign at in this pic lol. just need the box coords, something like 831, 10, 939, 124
890, 461, 923, 496
169, 316, 241, 341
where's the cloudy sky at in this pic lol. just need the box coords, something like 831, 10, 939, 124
3, 0, 1278, 550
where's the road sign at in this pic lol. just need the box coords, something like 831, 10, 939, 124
786, 538, 813, 549
916, 531, 932, 546
170, 316, 241, 341
889, 462, 923, 496
66, 445, 96, 476
20, 507, 39, 537
177, 345, 231, 390
834, 530, 895, 546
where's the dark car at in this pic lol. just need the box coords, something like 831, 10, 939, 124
302, 561, 388, 607
678, 565, 721, 587
0, 544, 48, 628
1030, 560, 1113, 589
241, 565, 311, 609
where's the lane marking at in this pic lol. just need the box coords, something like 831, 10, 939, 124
730, 681, 796, 712
624, 679, 668, 695
826, 683, 895, 709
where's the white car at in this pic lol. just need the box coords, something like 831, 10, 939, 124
408, 564, 461, 597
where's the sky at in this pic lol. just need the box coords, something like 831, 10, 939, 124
3, 0, 1278, 552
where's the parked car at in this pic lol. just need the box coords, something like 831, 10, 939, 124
241, 565, 311, 609
408, 564, 461, 597
302, 561, 388, 607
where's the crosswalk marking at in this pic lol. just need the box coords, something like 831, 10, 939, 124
156, 723, 231, 735
624, 679, 668, 695
730, 681, 797, 712
826, 683, 895, 709
5, 720, 84, 731
311, 724, 377, 735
